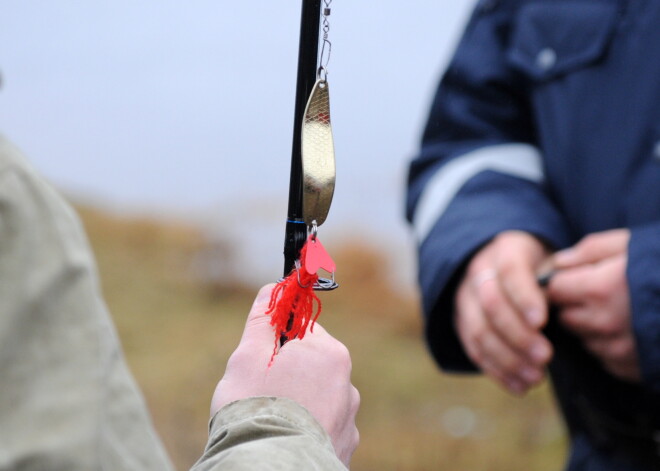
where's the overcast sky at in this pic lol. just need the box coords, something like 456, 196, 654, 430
0, 1, 475, 285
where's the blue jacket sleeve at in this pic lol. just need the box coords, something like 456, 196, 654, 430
406, 1, 572, 372
628, 223, 660, 392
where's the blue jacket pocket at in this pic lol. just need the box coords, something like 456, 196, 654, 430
507, 1, 621, 81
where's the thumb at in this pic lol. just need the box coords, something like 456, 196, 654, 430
553, 230, 630, 268
239, 283, 278, 345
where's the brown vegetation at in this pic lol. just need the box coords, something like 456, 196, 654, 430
78, 205, 567, 471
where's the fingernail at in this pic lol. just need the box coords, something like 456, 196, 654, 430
530, 342, 550, 363
525, 308, 543, 327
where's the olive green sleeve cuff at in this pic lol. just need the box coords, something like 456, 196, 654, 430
191, 397, 346, 471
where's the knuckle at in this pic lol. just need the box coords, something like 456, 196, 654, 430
351, 386, 361, 412
328, 340, 352, 371
226, 347, 253, 369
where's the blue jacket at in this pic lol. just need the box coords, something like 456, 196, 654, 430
407, 0, 660, 467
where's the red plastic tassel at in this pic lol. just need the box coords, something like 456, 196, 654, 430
266, 238, 322, 365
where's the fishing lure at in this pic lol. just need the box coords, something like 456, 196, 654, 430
267, 0, 338, 362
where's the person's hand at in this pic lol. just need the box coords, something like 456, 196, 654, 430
210, 284, 360, 465
547, 229, 639, 382
454, 231, 554, 395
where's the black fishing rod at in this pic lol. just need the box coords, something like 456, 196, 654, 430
283, 0, 323, 277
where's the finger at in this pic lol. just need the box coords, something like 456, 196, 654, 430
458, 282, 546, 393
478, 330, 543, 395
240, 283, 278, 345
553, 229, 630, 268
557, 306, 596, 337
277, 322, 333, 359
498, 262, 549, 329
559, 304, 629, 340
478, 278, 552, 366
489, 234, 551, 328
582, 337, 641, 382
582, 335, 634, 361
546, 265, 593, 305
455, 280, 489, 369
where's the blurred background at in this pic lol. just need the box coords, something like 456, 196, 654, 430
0, 1, 567, 469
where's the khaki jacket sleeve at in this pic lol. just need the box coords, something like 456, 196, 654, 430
0, 136, 174, 471
191, 397, 348, 471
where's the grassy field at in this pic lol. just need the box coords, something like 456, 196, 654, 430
78, 205, 568, 470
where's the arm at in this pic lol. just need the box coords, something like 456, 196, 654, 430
0, 136, 358, 470
192, 398, 345, 471
0, 136, 174, 470
191, 285, 359, 470
406, 2, 571, 387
